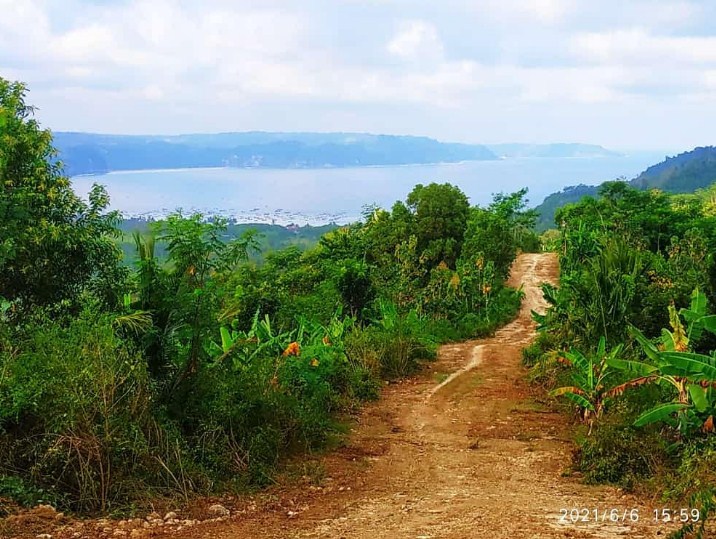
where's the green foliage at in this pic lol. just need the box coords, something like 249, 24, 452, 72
406, 183, 470, 268
0, 80, 532, 514
607, 320, 716, 436
663, 437, 716, 539
534, 147, 716, 232
576, 420, 670, 488
550, 337, 623, 431
529, 177, 716, 527
0, 78, 126, 311
0, 476, 59, 511
461, 188, 537, 279
0, 310, 153, 512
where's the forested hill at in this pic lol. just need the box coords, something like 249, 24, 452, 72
630, 146, 716, 192
534, 145, 716, 230
53, 131, 497, 175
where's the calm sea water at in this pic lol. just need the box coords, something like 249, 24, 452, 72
71, 152, 667, 225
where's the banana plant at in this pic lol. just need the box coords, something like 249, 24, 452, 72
607, 320, 716, 435
678, 288, 716, 343
550, 336, 622, 434
208, 310, 290, 369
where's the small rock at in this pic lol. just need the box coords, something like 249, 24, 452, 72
113, 531, 127, 537
129, 531, 145, 539
208, 504, 230, 517
147, 512, 161, 521
36, 535, 52, 539
287, 510, 299, 518
164, 511, 178, 521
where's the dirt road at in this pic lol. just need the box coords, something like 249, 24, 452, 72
157, 253, 675, 539
6, 253, 678, 539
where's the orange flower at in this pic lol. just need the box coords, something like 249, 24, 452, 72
310, 358, 320, 367
482, 284, 492, 294
437, 261, 448, 270
322, 335, 332, 346
282, 342, 301, 357
475, 257, 484, 270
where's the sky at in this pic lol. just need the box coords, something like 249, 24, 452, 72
1, 0, 715, 151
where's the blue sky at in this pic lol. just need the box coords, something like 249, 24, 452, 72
2, 0, 715, 151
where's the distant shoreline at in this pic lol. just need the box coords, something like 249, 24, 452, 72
68, 155, 627, 178
71, 161, 481, 178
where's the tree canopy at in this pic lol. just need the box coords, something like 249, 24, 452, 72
0, 78, 124, 310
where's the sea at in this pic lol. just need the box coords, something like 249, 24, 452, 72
70, 152, 669, 225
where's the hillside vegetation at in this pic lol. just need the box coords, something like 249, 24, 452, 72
534, 146, 716, 231
0, 78, 537, 514
526, 180, 716, 536
631, 146, 716, 192
117, 220, 339, 263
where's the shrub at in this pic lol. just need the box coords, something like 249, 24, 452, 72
663, 438, 716, 538
0, 309, 155, 512
345, 304, 438, 380
576, 419, 670, 488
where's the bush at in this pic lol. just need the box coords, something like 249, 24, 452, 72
346, 304, 438, 380
0, 309, 156, 512
576, 419, 670, 489
663, 438, 716, 538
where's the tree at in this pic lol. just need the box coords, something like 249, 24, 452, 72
405, 183, 470, 268
0, 78, 124, 309
461, 189, 536, 279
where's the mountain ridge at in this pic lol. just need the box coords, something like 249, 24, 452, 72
53, 131, 497, 176
534, 146, 716, 231
53, 131, 620, 176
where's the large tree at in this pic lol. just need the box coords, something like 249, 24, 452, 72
0, 78, 124, 309
405, 182, 470, 268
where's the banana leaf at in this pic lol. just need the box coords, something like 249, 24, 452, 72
659, 352, 716, 381
550, 386, 595, 411
634, 403, 689, 427
606, 356, 658, 376
688, 384, 709, 413
628, 325, 661, 362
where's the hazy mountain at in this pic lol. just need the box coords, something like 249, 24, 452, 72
53, 131, 498, 176
487, 143, 620, 159
630, 146, 716, 193
534, 146, 716, 231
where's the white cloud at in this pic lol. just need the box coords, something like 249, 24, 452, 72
1, 0, 716, 149
572, 29, 716, 66
387, 20, 444, 63
525, 0, 573, 23
469, 0, 574, 25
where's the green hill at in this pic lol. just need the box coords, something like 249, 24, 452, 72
631, 146, 716, 192
534, 146, 716, 231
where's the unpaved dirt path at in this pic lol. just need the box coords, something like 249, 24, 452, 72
158, 253, 676, 539
6, 253, 678, 539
